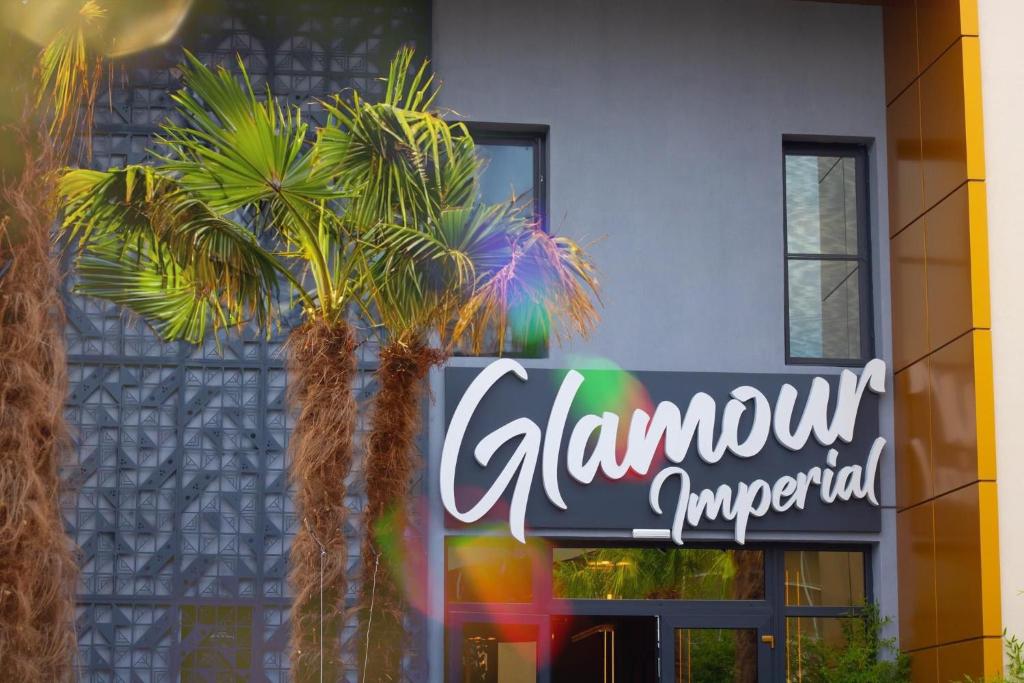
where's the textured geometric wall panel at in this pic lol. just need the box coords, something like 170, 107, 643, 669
62, 2, 430, 680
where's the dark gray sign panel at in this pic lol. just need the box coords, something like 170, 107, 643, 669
442, 362, 883, 540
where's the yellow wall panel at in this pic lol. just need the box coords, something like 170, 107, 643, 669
961, 36, 986, 181
967, 181, 991, 336
972, 329, 996, 482
888, 82, 925, 233
979, 480, 1002, 637
895, 359, 933, 509
898, 502, 938, 651
891, 218, 929, 369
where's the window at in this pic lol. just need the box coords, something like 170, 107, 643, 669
784, 143, 872, 364
783, 550, 869, 682
468, 122, 547, 231
444, 543, 870, 681
552, 547, 764, 600
462, 123, 549, 358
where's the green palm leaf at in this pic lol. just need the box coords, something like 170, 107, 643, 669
59, 165, 284, 341
159, 51, 341, 214
75, 236, 236, 344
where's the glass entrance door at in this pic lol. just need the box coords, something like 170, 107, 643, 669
660, 614, 773, 682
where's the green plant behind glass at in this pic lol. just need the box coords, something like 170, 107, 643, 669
552, 548, 742, 600
793, 604, 909, 683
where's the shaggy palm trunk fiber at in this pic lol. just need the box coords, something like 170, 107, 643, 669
358, 340, 442, 682
287, 320, 359, 681
0, 143, 78, 680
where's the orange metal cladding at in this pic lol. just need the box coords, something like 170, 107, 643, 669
884, 0, 1001, 679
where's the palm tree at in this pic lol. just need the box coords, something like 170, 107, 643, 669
315, 51, 601, 681
58, 51, 371, 680
0, 3, 108, 678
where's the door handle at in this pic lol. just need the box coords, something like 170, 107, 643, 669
761, 634, 775, 649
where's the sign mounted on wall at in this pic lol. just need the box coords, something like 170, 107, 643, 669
441, 359, 886, 544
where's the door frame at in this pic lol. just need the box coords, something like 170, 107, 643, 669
659, 607, 775, 682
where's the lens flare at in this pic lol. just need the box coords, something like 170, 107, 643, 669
559, 355, 655, 470
2, 0, 194, 57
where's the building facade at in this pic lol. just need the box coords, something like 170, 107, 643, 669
63, 0, 1020, 680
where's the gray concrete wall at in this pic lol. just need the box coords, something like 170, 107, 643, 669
426, 1, 893, 678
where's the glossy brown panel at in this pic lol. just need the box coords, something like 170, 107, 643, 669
883, 0, 919, 103
916, 0, 977, 70
887, 82, 925, 233
933, 485, 982, 643
920, 39, 984, 210
891, 218, 929, 369
908, 647, 939, 683
928, 332, 993, 495
895, 358, 932, 509
897, 503, 937, 651
936, 637, 1002, 682
924, 182, 989, 349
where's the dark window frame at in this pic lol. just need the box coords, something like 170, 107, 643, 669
455, 122, 551, 359
464, 121, 549, 234
783, 142, 874, 367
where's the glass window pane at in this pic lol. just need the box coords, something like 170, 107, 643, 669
552, 615, 659, 681
180, 605, 254, 678
675, 628, 758, 683
786, 154, 859, 255
785, 617, 850, 682
461, 623, 537, 683
784, 550, 865, 607
552, 548, 764, 600
446, 538, 535, 603
477, 142, 534, 211
787, 259, 862, 360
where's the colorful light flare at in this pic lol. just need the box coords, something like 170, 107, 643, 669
2, 0, 194, 57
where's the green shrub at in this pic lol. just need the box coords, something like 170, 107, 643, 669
796, 605, 910, 683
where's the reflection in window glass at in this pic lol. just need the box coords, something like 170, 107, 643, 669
446, 538, 535, 603
785, 156, 859, 255
461, 623, 537, 683
785, 617, 850, 682
784, 550, 865, 607
552, 548, 764, 600
476, 142, 535, 213
784, 148, 869, 362
787, 259, 861, 360
458, 132, 546, 357
676, 628, 758, 683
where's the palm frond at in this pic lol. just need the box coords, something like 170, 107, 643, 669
159, 51, 341, 214
34, 0, 105, 145
75, 235, 235, 344
59, 165, 285, 340
317, 50, 479, 233
452, 211, 601, 354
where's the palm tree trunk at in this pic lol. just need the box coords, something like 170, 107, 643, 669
287, 320, 359, 681
0, 143, 78, 681
358, 340, 441, 682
